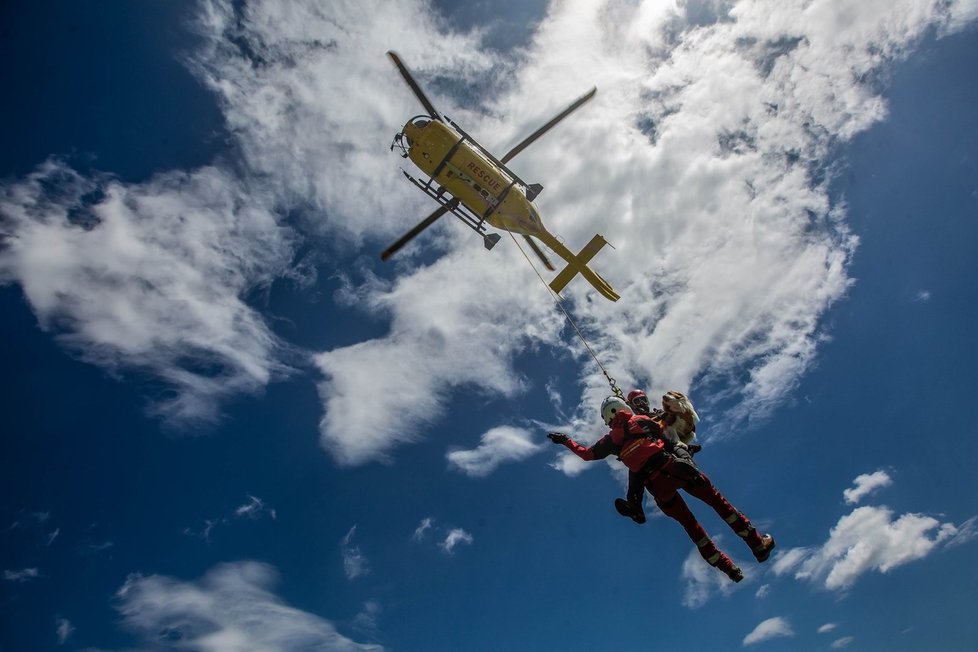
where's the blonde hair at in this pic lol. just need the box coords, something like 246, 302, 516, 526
660, 391, 699, 445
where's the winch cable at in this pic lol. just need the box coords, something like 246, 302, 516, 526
509, 232, 624, 399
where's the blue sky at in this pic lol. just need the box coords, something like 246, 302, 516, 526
2, 1, 977, 650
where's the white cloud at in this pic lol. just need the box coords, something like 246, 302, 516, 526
55, 617, 75, 645
946, 515, 978, 548
6, 0, 977, 460
188, 0, 504, 243
4, 567, 40, 582
818, 623, 838, 634
412, 517, 434, 542
680, 546, 740, 608
843, 470, 893, 504
447, 426, 543, 477
235, 495, 277, 520
46, 528, 60, 547
743, 617, 795, 646
755, 584, 770, 598
341, 526, 370, 580
185, 495, 277, 543
549, 451, 595, 478
440, 528, 474, 555
352, 601, 382, 634
773, 505, 957, 590
0, 161, 295, 425
413, 518, 473, 555
114, 561, 383, 651
299, 0, 978, 464
831, 636, 855, 649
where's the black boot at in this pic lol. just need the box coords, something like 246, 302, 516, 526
614, 498, 647, 524
667, 446, 702, 483
753, 534, 776, 562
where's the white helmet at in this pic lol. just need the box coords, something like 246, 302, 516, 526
600, 396, 631, 425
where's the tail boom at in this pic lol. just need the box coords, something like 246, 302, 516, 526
541, 233, 619, 302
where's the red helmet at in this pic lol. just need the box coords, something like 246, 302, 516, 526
626, 389, 651, 414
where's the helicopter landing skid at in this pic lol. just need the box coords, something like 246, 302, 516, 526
401, 170, 501, 250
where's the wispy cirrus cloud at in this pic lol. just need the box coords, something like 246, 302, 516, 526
113, 561, 383, 651
0, 162, 295, 425
439, 528, 474, 555
411, 518, 473, 555
341, 525, 370, 580
184, 494, 278, 543
235, 495, 277, 520
4, 567, 40, 582
411, 517, 434, 542
55, 617, 74, 645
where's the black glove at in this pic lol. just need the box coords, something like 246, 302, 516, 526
689, 444, 702, 455
547, 432, 569, 445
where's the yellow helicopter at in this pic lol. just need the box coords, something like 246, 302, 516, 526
382, 51, 619, 302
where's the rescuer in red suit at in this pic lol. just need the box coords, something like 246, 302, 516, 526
547, 396, 775, 582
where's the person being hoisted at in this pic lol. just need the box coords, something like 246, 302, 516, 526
614, 389, 702, 525
547, 395, 775, 582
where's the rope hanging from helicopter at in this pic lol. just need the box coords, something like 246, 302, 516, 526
508, 233, 624, 399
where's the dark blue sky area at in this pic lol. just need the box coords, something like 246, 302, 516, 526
0, 0, 224, 181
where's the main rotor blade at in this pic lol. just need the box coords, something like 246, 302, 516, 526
523, 235, 555, 271
380, 202, 454, 261
387, 51, 442, 121
500, 87, 596, 164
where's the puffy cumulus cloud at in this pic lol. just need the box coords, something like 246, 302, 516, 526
743, 617, 795, 646
114, 561, 382, 651
0, 161, 295, 425
447, 426, 544, 477
773, 505, 958, 590
680, 546, 740, 608
818, 623, 839, 634
305, 0, 978, 464
843, 470, 893, 504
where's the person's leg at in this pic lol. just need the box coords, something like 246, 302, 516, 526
649, 476, 742, 581
682, 471, 776, 562
614, 471, 647, 524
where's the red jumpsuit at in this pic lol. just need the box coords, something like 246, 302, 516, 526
559, 411, 767, 574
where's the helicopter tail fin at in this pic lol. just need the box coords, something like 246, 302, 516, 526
549, 234, 620, 302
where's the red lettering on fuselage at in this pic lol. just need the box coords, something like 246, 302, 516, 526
466, 161, 502, 194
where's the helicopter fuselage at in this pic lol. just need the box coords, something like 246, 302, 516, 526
401, 118, 548, 239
